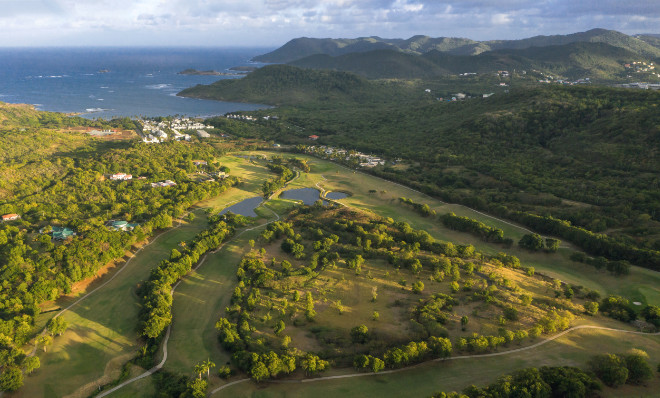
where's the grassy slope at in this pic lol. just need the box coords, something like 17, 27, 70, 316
20, 213, 211, 398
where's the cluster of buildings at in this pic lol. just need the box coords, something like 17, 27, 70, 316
307, 146, 388, 168
141, 118, 214, 143
625, 61, 656, 73
617, 82, 660, 90
151, 180, 177, 188
39, 226, 76, 240
226, 114, 256, 121
109, 173, 133, 181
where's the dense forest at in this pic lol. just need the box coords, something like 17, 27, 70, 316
184, 67, 660, 270
0, 103, 240, 390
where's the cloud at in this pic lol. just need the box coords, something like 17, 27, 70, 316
0, 0, 658, 46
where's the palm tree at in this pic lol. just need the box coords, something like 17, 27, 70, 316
193, 363, 205, 380
203, 359, 215, 379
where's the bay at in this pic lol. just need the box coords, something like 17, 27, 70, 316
0, 47, 272, 119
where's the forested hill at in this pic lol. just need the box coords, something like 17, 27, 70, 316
193, 67, 660, 267
177, 64, 423, 106
289, 42, 644, 80
253, 28, 660, 63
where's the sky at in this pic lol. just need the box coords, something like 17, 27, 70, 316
1, 0, 659, 47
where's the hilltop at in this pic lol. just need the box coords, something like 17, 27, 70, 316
290, 42, 643, 80
254, 28, 660, 63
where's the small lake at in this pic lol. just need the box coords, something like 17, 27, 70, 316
325, 191, 349, 200
219, 196, 262, 217
280, 188, 321, 205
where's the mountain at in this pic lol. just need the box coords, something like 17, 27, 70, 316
253, 29, 660, 63
252, 35, 478, 63
290, 42, 643, 80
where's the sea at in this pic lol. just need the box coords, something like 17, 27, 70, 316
0, 47, 273, 119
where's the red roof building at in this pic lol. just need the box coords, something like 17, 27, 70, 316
309, 135, 319, 140
2, 214, 20, 222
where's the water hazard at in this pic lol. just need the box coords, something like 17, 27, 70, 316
219, 196, 262, 217
325, 191, 349, 200
279, 188, 321, 205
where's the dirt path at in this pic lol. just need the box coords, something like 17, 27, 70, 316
208, 325, 659, 394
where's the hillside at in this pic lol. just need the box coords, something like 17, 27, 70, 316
253, 28, 660, 63
177, 64, 423, 106
290, 42, 642, 80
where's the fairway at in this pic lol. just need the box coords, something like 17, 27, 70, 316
22, 212, 213, 398
215, 326, 660, 398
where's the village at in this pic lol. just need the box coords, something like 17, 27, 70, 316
303, 140, 390, 168
140, 117, 215, 143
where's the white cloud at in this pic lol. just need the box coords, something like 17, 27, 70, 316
0, 0, 657, 46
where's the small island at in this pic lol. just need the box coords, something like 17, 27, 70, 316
178, 69, 234, 76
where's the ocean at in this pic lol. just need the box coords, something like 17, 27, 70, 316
0, 47, 273, 119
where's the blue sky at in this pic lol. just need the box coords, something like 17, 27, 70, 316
1, 0, 659, 47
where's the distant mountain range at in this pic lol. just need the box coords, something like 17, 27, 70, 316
252, 28, 660, 80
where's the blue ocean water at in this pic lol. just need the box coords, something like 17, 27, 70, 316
0, 47, 273, 119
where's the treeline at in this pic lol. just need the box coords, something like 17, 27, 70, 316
570, 252, 631, 276
440, 212, 512, 246
262, 162, 295, 197
510, 212, 660, 270
431, 366, 602, 398
399, 197, 436, 217
138, 212, 247, 339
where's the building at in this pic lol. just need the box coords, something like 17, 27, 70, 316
1, 214, 20, 222
309, 135, 319, 140
193, 160, 208, 166
151, 180, 177, 188
196, 130, 210, 138
110, 173, 132, 181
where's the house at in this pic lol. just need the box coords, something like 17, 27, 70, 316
142, 134, 160, 143
110, 173, 132, 181
2, 214, 20, 222
196, 130, 210, 138
483, 93, 494, 98
48, 226, 75, 240
151, 180, 177, 188
107, 220, 139, 232
193, 160, 208, 166
309, 135, 319, 140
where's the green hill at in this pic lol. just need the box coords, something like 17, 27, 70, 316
288, 42, 644, 80
252, 29, 660, 63
177, 64, 421, 106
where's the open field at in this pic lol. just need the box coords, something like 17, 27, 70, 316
19, 212, 212, 398
215, 326, 660, 398
234, 151, 660, 306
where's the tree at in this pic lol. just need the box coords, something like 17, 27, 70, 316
545, 238, 561, 252
274, 319, 286, 335
640, 305, 660, 327
37, 335, 53, 352
412, 281, 424, 294
351, 324, 369, 344
193, 362, 206, 380
589, 353, 628, 387
22, 356, 40, 375
624, 350, 653, 385
371, 356, 385, 372
0, 366, 23, 392
518, 233, 545, 251
46, 317, 68, 336
461, 316, 469, 331
185, 378, 208, 398
202, 359, 215, 379
584, 301, 599, 316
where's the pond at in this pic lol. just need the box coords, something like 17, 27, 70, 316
325, 191, 349, 200
280, 188, 321, 205
219, 196, 262, 217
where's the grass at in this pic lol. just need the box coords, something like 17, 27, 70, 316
20, 213, 212, 398
215, 327, 660, 398
23, 150, 660, 397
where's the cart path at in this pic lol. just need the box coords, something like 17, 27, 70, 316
209, 324, 659, 394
